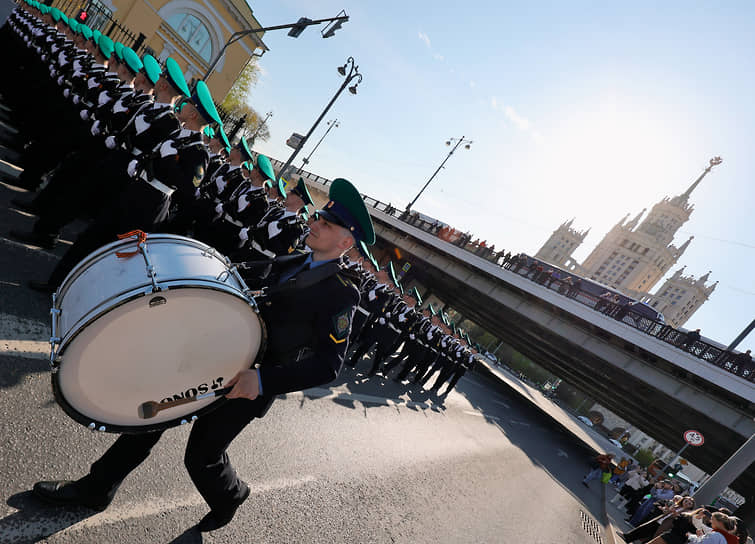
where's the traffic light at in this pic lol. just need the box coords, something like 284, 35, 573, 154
287, 17, 312, 38
75, 9, 88, 23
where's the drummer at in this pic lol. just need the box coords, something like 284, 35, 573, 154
32, 177, 375, 533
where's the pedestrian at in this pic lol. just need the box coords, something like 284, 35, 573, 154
680, 328, 701, 352
582, 452, 615, 487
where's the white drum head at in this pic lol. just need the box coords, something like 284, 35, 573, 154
55, 287, 262, 430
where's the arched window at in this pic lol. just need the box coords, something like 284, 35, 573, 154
166, 13, 213, 62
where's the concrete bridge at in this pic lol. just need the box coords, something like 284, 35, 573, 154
272, 159, 755, 499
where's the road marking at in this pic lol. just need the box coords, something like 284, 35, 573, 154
509, 419, 531, 427
0, 236, 59, 259
491, 399, 510, 408
0, 313, 50, 360
1, 475, 317, 541
462, 410, 502, 422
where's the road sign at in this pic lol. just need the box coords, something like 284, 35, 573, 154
286, 133, 304, 149
683, 429, 705, 446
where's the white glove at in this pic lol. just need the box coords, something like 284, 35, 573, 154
426, 331, 433, 340
409, 333, 416, 340
239, 227, 249, 241
57, 75, 64, 85
80, 109, 89, 121
368, 290, 377, 301
159, 139, 178, 158
127, 159, 139, 177
72, 95, 80, 105
215, 202, 224, 214
378, 317, 386, 325
105, 135, 116, 149
398, 314, 407, 323
194, 187, 201, 198
386, 312, 392, 318
41, 54, 46, 61
63, 88, 70, 98
90, 121, 101, 136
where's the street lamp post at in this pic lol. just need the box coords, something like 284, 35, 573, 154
201, 13, 349, 82
276, 57, 361, 182
405, 137, 473, 213
298, 119, 339, 174
249, 111, 273, 145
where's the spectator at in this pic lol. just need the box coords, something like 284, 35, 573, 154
629, 479, 675, 526
685, 511, 739, 544
611, 468, 648, 508
582, 452, 615, 487
609, 457, 631, 486
595, 291, 612, 313
620, 495, 695, 543
681, 328, 701, 352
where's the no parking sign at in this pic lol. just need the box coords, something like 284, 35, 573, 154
683, 429, 705, 447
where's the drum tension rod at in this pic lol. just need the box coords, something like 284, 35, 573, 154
48, 292, 61, 370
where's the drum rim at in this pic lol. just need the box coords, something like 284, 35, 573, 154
55, 234, 227, 302
52, 306, 269, 434
56, 280, 251, 356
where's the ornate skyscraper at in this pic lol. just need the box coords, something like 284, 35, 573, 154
642, 268, 718, 327
536, 157, 722, 325
534, 218, 589, 269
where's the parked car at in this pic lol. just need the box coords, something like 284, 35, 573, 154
577, 416, 593, 427
609, 439, 624, 448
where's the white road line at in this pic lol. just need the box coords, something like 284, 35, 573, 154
510, 419, 531, 427
462, 410, 502, 422
0, 236, 59, 259
0, 313, 51, 360
491, 399, 511, 408
1, 475, 317, 540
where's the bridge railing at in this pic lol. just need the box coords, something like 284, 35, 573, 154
263, 157, 752, 383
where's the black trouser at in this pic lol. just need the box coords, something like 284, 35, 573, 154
621, 517, 661, 543
412, 349, 439, 383
442, 366, 467, 394
77, 396, 274, 513
429, 359, 456, 391
419, 356, 449, 387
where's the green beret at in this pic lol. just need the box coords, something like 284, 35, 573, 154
241, 161, 253, 171
60, 13, 68, 25
165, 57, 191, 97
114, 41, 125, 60
122, 47, 143, 75
92, 29, 102, 44
79, 24, 93, 41
98, 35, 114, 61
141, 54, 162, 85
235, 138, 253, 162
67, 20, 78, 33
427, 303, 437, 316
254, 154, 275, 181
202, 126, 215, 139
412, 287, 422, 305
214, 127, 231, 153
191, 81, 222, 125
275, 178, 287, 199
291, 178, 314, 207
316, 178, 375, 245
50, 7, 61, 21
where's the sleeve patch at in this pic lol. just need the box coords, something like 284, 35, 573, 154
332, 309, 352, 339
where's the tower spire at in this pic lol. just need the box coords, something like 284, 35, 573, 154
679, 156, 722, 201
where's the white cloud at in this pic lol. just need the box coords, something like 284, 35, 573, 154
504, 106, 531, 131
418, 31, 431, 48
469, 80, 476, 88
433, 53, 444, 61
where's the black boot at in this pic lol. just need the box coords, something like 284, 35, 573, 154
32, 480, 111, 512
196, 485, 250, 532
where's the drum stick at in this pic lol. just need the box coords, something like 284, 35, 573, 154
137, 386, 234, 419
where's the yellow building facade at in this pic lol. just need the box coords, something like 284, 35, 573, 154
57, 0, 267, 100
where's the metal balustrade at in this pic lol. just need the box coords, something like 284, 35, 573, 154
267, 159, 753, 383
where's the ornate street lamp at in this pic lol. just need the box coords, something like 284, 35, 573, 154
405, 136, 473, 212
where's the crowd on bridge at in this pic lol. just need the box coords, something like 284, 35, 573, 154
585, 454, 750, 544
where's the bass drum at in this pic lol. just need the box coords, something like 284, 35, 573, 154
50, 233, 266, 433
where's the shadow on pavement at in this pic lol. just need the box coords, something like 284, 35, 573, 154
166, 526, 203, 543
0, 490, 94, 543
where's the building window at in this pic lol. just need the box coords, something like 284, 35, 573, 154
166, 13, 213, 62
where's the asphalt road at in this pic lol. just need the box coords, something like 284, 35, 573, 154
0, 107, 613, 543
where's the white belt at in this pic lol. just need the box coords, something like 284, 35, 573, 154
251, 239, 275, 258
356, 306, 370, 316
139, 171, 175, 196
222, 213, 244, 228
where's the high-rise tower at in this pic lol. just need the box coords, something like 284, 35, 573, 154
642, 268, 718, 327
534, 218, 589, 269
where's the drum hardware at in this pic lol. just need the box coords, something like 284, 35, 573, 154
48, 292, 61, 370
149, 296, 167, 307
138, 386, 234, 419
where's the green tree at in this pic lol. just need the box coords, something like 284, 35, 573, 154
634, 448, 655, 468
220, 58, 270, 143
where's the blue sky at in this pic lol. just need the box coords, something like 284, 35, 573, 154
246, 0, 754, 352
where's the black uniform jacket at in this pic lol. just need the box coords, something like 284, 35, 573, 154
255, 255, 361, 396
